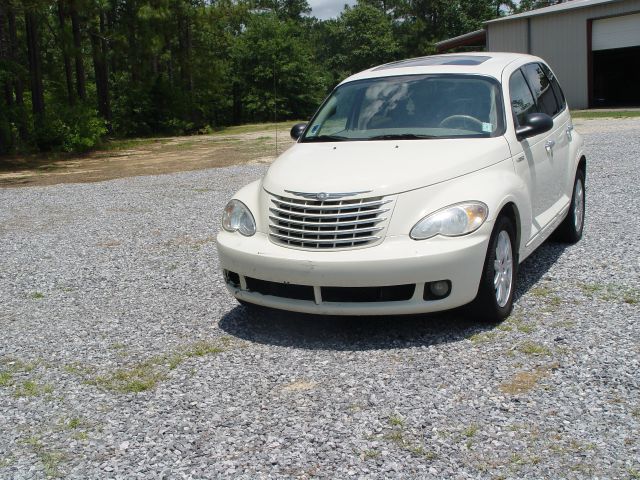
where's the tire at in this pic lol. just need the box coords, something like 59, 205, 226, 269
470, 216, 518, 323
555, 169, 585, 243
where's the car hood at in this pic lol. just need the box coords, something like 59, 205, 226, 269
262, 137, 512, 198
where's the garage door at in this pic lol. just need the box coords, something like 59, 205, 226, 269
592, 12, 640, 51
591, 12, 640, 107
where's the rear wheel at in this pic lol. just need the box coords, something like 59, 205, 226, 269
471, 216, 517, 323
555, 169, 585, 243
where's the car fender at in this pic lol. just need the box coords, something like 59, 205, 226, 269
388, 159, 532, 255
569, 128, 586, 178
226, 180, 265, 232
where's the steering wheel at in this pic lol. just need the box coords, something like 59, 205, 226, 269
438, 115, 484, 131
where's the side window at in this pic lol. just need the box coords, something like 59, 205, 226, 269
540, 63, 566, 112
523, 63, 560, 117
509, 69, 536, 126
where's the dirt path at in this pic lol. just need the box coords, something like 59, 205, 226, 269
0, 123, 295, 188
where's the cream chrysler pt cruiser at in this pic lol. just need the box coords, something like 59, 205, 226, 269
217, 52, 586, 322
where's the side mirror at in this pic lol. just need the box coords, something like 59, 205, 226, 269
290, 123, 307, 140
515, 113, 553, 141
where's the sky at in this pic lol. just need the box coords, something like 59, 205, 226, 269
308, 0, 357, 19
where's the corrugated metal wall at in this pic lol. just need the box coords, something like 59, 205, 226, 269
487, 0, 640, 108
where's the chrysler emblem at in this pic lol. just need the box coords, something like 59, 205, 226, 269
285, 190, 371, 200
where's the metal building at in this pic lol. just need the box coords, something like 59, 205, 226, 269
438, 0, 640, 109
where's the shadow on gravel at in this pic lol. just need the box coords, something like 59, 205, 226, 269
218, 239, 569, 351
514, 239, 569, 300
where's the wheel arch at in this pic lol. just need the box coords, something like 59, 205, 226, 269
577, 155, 586, 176
496, 201, 521, 261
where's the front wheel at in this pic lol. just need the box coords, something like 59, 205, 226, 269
555, 169, 585, 243
470, 216, 517, 323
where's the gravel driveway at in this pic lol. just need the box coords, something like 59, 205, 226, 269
1, 118, 638, 479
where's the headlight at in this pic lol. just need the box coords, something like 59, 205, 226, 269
222, 199, 256, 236
410, 202, 488, 240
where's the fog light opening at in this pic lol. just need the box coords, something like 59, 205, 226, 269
224, 270, 241, 288
424, 280, 451, 300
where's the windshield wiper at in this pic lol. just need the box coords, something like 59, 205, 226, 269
368, 133, 436, 140
303, 134, 349, 142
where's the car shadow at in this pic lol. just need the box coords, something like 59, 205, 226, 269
514, 238, 569, 300
218, 239, 569, 352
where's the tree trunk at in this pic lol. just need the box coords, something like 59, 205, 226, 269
176, 5, 193, 93
25, 9, 45, 124
6, 4, 26, 140
107, 4, 116, 75
126, 0, 139, 84
232, 81, 242, 124
90, 11, 111, 127
70, 0, 86, 100
99, 11, 110, 123
0, 2, 12, 107
57, 0, 75, 104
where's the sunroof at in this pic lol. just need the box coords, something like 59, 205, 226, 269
373, 55, 491, 71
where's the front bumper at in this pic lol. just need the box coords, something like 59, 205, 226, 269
216, 224, 492, 315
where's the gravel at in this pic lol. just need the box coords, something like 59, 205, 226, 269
1, 118, 639, 479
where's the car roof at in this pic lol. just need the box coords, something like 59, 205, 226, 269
339, 52, 541, 85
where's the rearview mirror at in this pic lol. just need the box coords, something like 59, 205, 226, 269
516, 113, 553, 141
290, 123, 307, 140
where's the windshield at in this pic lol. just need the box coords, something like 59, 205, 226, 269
301, 74, 504, 142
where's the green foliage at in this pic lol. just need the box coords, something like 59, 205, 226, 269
36, 104, 107, 153
0, 0, 508, 156
324, 3, 400, 79
233, 13, 329, 122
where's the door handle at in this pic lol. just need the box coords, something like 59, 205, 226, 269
566, 124, 574, 139
545, 140, 556, 151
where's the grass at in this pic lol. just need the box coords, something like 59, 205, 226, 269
388, 415, 405, 427
552, 319, 576, 329
518, 341, 551, 356
14, 380, 53, 397
529, 285, 564, 310
628, 468, 640, 479
30, 291, 45, 300
0, 371, 13, 386
500, 367, 550, 395
7, 359, 37, 372
21, 436, 65, 477
66, 417, 82, 430
211, 121, 300, 136
530, 286, 553, 297
88, 338, 229, 393
572, 110, 640, 119
184, 340, 225, 357
505, 315, 537, 334
63, 363, 95, 376
381, 416, 437, 460
463, 424, 479, 438
72, 431, 89, 441
1, 359, 52, 397
90, 362, 166, 394
579, 282, 640, 305
362, 449, 380, 459
468, 331, 498, 344
99, 137, 168, 152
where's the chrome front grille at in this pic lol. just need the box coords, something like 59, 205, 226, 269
268, 193, 392, 249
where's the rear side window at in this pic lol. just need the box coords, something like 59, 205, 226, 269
540, 63, 566, 112
522, 63, 561, 116
509, 70, 536, 126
